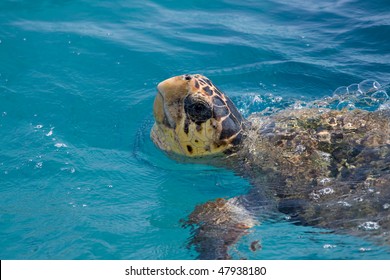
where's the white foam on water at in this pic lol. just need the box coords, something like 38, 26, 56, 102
318, 187, 335, 195
359, 247, 372, 252
46, 127, 54, 136
54, 143, 67, 148
358, 221, 380, 231
337, 201, 352, 207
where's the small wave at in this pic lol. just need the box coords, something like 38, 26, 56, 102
235, 79, 389, 116
312, 80, 389, 111
10, 20, 187, 53
235, 92, 293, 117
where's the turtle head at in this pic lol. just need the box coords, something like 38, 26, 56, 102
151, 74, 245, 157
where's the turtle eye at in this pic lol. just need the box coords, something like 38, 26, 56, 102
184, 95, 212, 124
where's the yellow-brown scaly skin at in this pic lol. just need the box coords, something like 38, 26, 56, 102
152, 74, 244, 157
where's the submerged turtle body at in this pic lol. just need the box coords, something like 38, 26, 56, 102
151, 74, 390, 259
236, 108, 390, 233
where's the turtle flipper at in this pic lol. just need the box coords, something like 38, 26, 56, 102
185, 198, 257, 259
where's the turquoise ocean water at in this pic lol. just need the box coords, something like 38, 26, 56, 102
1, 0, 390, 259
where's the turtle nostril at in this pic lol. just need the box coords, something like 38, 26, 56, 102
184, 74, 192, 81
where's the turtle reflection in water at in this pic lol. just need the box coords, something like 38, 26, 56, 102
151, 74, 390, 259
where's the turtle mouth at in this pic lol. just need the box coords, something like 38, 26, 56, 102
153, 90, 164, 123
151, 89, 180, 154
150, 122, 170, 152
154, 90, 176, 129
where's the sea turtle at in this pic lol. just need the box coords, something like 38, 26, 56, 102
151, 74, 390, 259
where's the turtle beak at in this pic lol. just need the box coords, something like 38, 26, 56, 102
153, 75, 188, 129
157, 75, 188, 101
154, 75, 191, 128
153, 90, 165, 125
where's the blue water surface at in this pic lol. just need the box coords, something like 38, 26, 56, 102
1, 0, 390, 259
